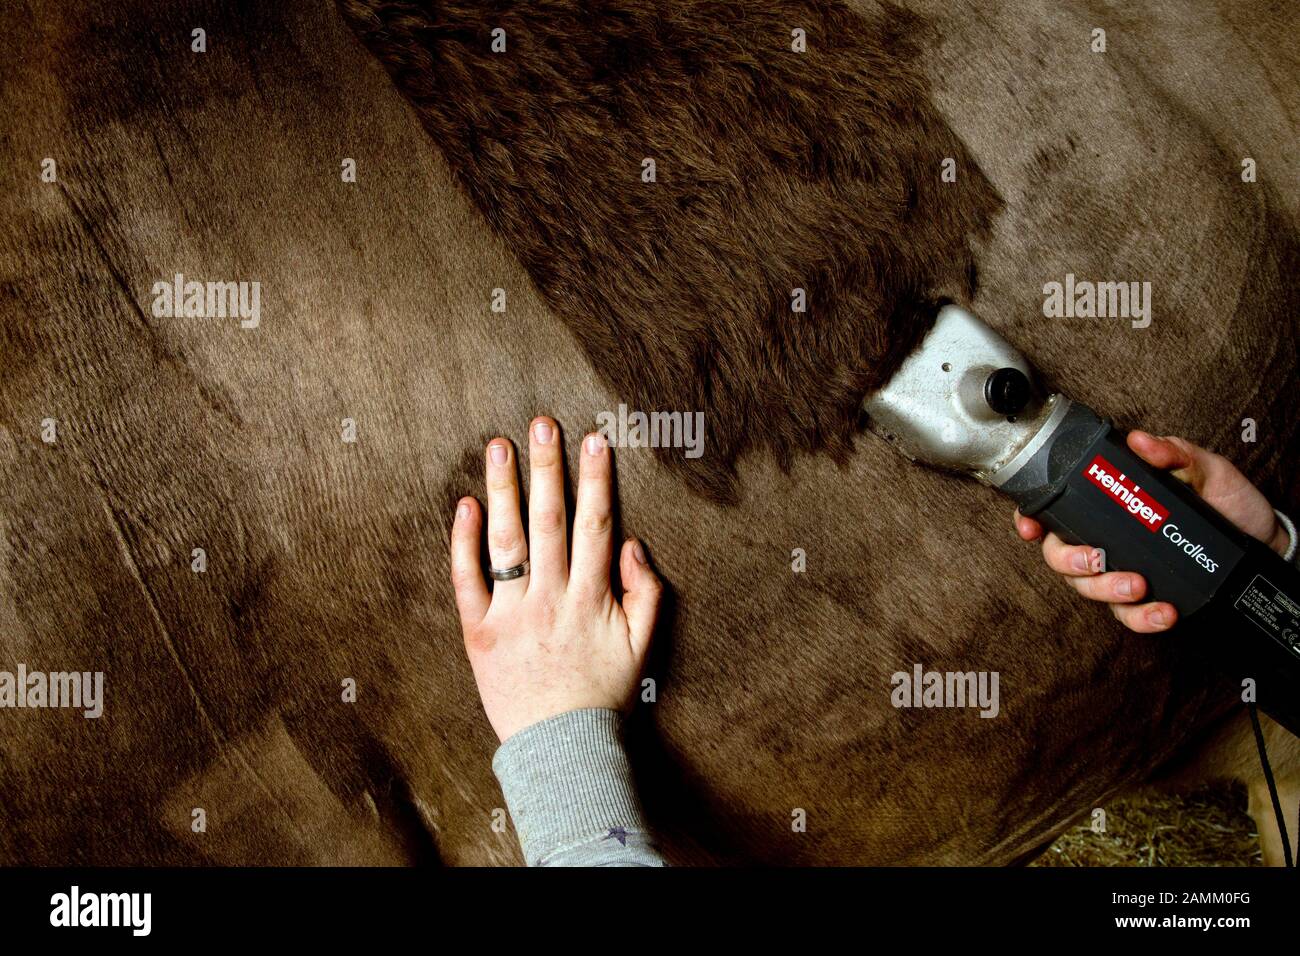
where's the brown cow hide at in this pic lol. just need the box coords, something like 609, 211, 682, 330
0, 0, 1297, 866
339, 0, 1003, 501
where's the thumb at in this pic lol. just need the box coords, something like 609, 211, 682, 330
619, 538, 662, 658
1126, 430, 1203, 490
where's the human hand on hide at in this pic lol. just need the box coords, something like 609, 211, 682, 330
1014, 430, 1289, 633
450, 419, 662, 743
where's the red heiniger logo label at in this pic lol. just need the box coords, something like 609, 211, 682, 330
1083, 455, 1169, 531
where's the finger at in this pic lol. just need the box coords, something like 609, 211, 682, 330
569, 432, 613, 593
1127, 430, 1200, 487
485, 438, 529, 596
526, 417, 568, 592
449, 497, 490, 624
1126, 430, 1192, 470
1067, 570, 1147, 604
1110, 600, 1177, 633
620, 538, 662, 659
1041, 534, 1105, 576
1014, 509, 1044, 541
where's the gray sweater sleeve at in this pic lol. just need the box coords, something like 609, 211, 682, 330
492, 708, 665, 867
1277, 509, 1298, 564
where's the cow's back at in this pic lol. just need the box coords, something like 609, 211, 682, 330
0, 0, 1295, 864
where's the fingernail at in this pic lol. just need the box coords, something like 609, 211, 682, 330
631, 540, 647, 564
1115, 577, 1132, 597
585, 433, 606, 455
533, 420, 553, 444
1148, 607, 1169, 628
1072, 551, 1091, 572
456, 501, 470, 520
489, 442, 508, 465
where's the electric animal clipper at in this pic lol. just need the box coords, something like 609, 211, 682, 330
864, 304, 1300, 738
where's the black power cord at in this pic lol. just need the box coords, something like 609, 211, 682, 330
1247, 700, 1295, 868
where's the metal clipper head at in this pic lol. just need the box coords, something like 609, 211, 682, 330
863, 304, 1069, 486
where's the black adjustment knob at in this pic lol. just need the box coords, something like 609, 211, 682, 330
984, 367, 1031, 416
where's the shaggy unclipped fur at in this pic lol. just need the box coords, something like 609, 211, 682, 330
339, 0, 1003, 500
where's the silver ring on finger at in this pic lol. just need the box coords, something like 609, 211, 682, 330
488, 559, 530, 582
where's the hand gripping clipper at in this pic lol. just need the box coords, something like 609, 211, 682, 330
864, 304, 1300, 737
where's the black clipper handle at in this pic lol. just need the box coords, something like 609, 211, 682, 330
1007, 407, 1300, 737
